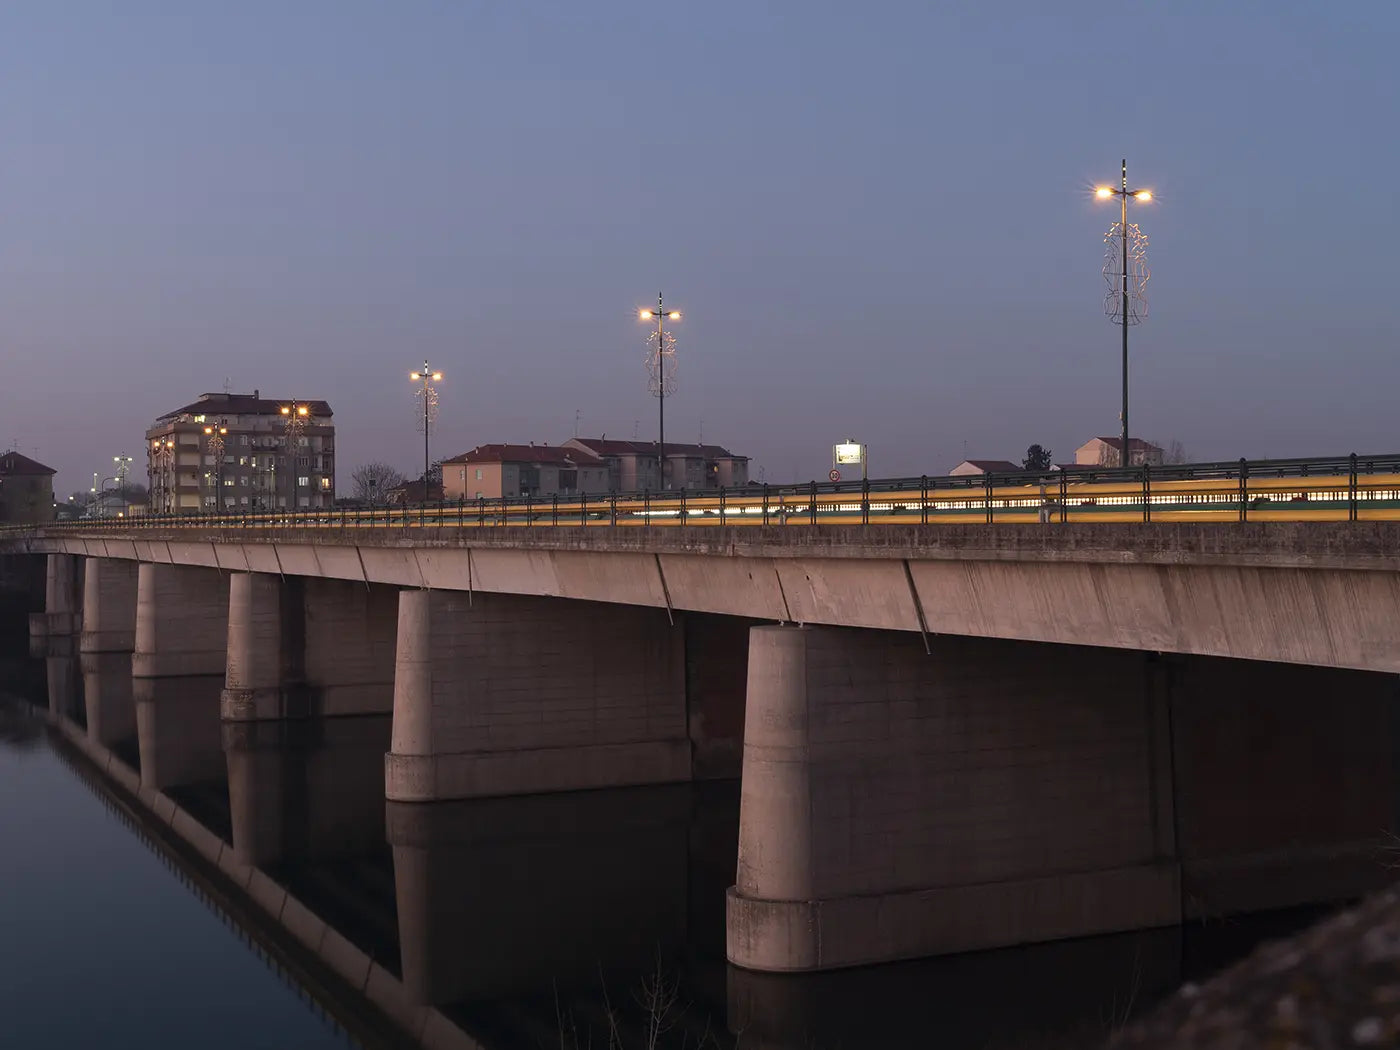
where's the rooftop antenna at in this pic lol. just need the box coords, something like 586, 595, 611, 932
222, 377, 232, 395
574, 409, 581, 438
633, 419, 640, 439
698, 418, 703, 445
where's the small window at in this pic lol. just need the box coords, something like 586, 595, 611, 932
475, 468, 482, 480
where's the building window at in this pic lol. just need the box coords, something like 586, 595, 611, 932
475, 468, 482, 480
319, 477, 331, 490
297, 476, 310, 487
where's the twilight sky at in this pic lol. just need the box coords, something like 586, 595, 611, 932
1, 1, 1397, 494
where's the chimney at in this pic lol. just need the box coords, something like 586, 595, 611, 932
254, 389, 260, 400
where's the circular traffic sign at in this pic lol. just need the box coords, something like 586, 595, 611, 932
829, 469, 841, 482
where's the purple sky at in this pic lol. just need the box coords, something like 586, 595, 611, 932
1, 1, 1397, 494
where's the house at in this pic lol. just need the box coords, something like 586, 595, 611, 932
949, 459, 1021, 476
0, 451, 56, 524
1074, 437, 1164, 468
442, 444, 610, 501
562, 438, 749, 492
146, 390, 336, 513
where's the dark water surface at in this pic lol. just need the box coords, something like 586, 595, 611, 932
0, 638, 1338, 1049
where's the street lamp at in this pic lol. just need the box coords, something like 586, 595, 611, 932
639, 294, 681, 489
280, 403, 311, 511
202, 421, 227, 514
151, 438, 176, 513
409, 361, 442, 502
1095, 160, 1153, 467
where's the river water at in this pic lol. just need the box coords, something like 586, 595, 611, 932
0, 629, 1335, 1049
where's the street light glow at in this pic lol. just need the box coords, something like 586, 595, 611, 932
639, 309, 654, 320
1135, 190, 1153, 201
668, 311, 681, 320
297, 406, 309, 416
431, 372, 443, 381
1095, 187, 1113, 199
280, 406, 290, 415
410, 371, 421, 380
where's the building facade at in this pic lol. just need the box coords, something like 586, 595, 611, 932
562, 438, 749, 492
0, 451, 56, 524
1075, 437, 1164, 468
442, 444, 609, 501
145, 391, 335, 513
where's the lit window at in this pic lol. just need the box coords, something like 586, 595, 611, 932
319, 477, 331, 490
297, 476, 310, 487
475, 469, 482, 480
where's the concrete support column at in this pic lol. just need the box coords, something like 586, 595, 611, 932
31, 553, 81, 640
221, 572, 292, 721
385, 589, 690, 802
132, 563, 229, 678
80, 558, 139, 653
135, 676, 225, 790
726, 626, 1181, 973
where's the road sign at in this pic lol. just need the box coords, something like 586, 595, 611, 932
829, 469, 841, 482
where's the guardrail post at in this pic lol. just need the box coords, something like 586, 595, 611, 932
762, 483, 769, 526
1349, 452, 1359, 521
552, 494, 559, 526
1059, 470, 1068, 523
581, 493, 588, 527
920, 475, 928, 525
1142, 463, 1151, 523
643, 488, 650, 528
861, 478, 870, 525
984, 473, 994, 524
719, 486, 726, 525
610, 491, 617, 526
809, 481, 817, 526
680, 489, 687, 525
499, 495, 506, 526
1238, 458, 1249, 523
526, 494, 532, 527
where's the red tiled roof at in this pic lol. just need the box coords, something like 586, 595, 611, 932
442, 444, 605, 467
0, 451, 56, 476
568, 437, 746, 460
156, 392, 334, 421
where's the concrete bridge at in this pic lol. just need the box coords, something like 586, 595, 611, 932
7, 521, 1400, 973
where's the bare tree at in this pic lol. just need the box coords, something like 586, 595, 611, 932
351, 462, 403, 505
1163, 439, 1189, 464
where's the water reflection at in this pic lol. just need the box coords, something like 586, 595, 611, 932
10, 645, 1342, 1049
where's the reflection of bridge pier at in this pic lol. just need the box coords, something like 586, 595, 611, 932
135, 676, 225, 791
387, 785, 692, 1005
81, 652, 136, 750
225, 715, 390, 868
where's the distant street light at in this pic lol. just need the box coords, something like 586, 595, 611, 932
639, 294, 681, 489
280, 403, 312, 510
409, 361, 442, 502
1095, 159, 1153, 467
151, 438, 176, 513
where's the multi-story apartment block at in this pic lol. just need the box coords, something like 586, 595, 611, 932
561, 438, 749, 492
145, 391, 335, 513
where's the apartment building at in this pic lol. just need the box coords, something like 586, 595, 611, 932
442, 444, 609, 501
561, 438, 749, 492
145, 391, 335, 513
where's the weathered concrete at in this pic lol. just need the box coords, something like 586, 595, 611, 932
387, 786, 690, 1003
221, 572, 292, 720
79, 557, 138, 653
133, 562, 229, 678
385, 588, 690, 801
17, 523, 1400, 672
727, 625, 1181, 973
31, 552, 81, 639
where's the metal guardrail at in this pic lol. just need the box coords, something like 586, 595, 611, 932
11, 453, 1400, 533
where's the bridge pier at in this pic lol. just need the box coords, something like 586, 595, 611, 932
132, 563, 229, 678
80, 557, 138, 654
385, 588, 690, 801
135, 676, 226, 791
221, 574, 397, 721
30, 552, 81, 642
727, 626, 1180, 973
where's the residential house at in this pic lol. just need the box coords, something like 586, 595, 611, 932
146, 391, 335, 513
442, 444, 609, 501
386, 479, 444, 505
562, 438, 749, 492
0, 451, 56, 524
949, 459, 1021, 477
1075, 437, 1164, 468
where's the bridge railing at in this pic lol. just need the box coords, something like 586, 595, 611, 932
12, 452, 1400, 532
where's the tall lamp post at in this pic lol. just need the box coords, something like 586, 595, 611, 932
410, 361, 442, 502
202, 420, 227, 514
639, 294, 681, 489
280, 403, 311, 511
1095, 161, 1152, 467
152, 438, 176, 513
